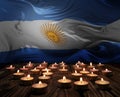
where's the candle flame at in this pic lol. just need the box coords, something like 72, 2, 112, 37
80, 77, 83, 82
28, 61, 31, 66
39, 81, 42, 84
39, 64, 42, 67
23, 66, 25, 69
75, 70, 77, 73
83, 68, 85, 71
63, 67, 65, 69
93, 68, 95, 70
17, 70, 20, 73
76, 65, 79, 68
34, 68, 36, 70
78, 61, 80, 63
43, 61, 46, 63
91, 72, 93, 74
99, 63, 101, 65
90, 62, 92, 66
105, 68, 108, 71
10, 65, 13, 68
55, 62, 57, 64
47, 69, 49, 73
63, 76, 66, 80
43, 74, 46, 77
27, 74, 30, 78
101, 78, 104, 81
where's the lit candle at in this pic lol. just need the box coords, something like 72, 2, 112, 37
49, 64, 57, 71
71, 70, 82, 80
102, 68, 112, 76
30, 67, 40, 75
95, 78, 110, 88
74, 77, 89, 90
90, 68, 99, 74
87, 72, 98, 81
6, 65, 15, 71
41, 61, 48, 67
60, 63, 67, 68
59, 67, 68, 73
36, 64, 45, 70
43, 70, 53, 76
20, 74, 34, 85
79, 62, 86, 67
32, 81, 48, 94
58, 76, 72, 88
13, 70, 24, 79
38, 74, 51, 83
42, 68, 51, 72
77, 61, 81, 65
74, 64, 82, 71
80, 68, 89, 75
20, 66, 29, 72
87, 62, 95, 69
97, 63, 105, 67
26, 61, 33, 68
52, 62, 58, 67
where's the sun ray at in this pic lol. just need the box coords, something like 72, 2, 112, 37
40, 22, 66, 45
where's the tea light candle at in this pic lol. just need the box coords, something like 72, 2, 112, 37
58, 76, 72, 88
74, 65, 82, 71
42, 68, 51, 72
30, 67, 40, 75
49, 64, 57, 71
102, 68, 112, 76
38, 74, 51, 83
95, 78, 110, 88
36, 64, 45, 70
60, 63, 67, 68
97, 63, 105, 67
52, 62, 58, 67
26, 61, 33, 68
43, 70, 53, 76
74, 77, 88, 90
32, 81, 48, 94
6, 65, 15, 70
79, 62, 86, 67
80, 68, 89, 75
90, 68, 99, 74
76, 61, 81, 65
87, 72, 98, 81
71, 70, 82, 80
41, 61, 48, 67
13, 70, 24, 79
20, 66, 29, 72
20, 74, 34, 85
59, 67, 68, 73
88, 62, 95, 69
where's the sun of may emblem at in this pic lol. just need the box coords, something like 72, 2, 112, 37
41, 22, 66, 45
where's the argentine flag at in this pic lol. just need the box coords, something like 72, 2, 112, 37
0, 0, 120, 64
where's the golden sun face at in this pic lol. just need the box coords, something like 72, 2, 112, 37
41, 23, 66, 45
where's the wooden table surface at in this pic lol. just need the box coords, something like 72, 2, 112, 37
0, 64, 120, 97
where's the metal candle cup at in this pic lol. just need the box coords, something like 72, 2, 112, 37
102, 69, 112, 76
71, 70, 82, 80
58, 76, 72, 88
74, 77, 89, 90
95, 78, 110, 89
20, 74, 34, 85
87, 72, 98, 81
13, 70, 24, 79
38, 75, 51, 83
32, 81, 48, 94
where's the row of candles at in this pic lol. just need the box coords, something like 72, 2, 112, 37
6, 61, 112, 94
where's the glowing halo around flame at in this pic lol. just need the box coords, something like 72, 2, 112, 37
41, 23, 66, 45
